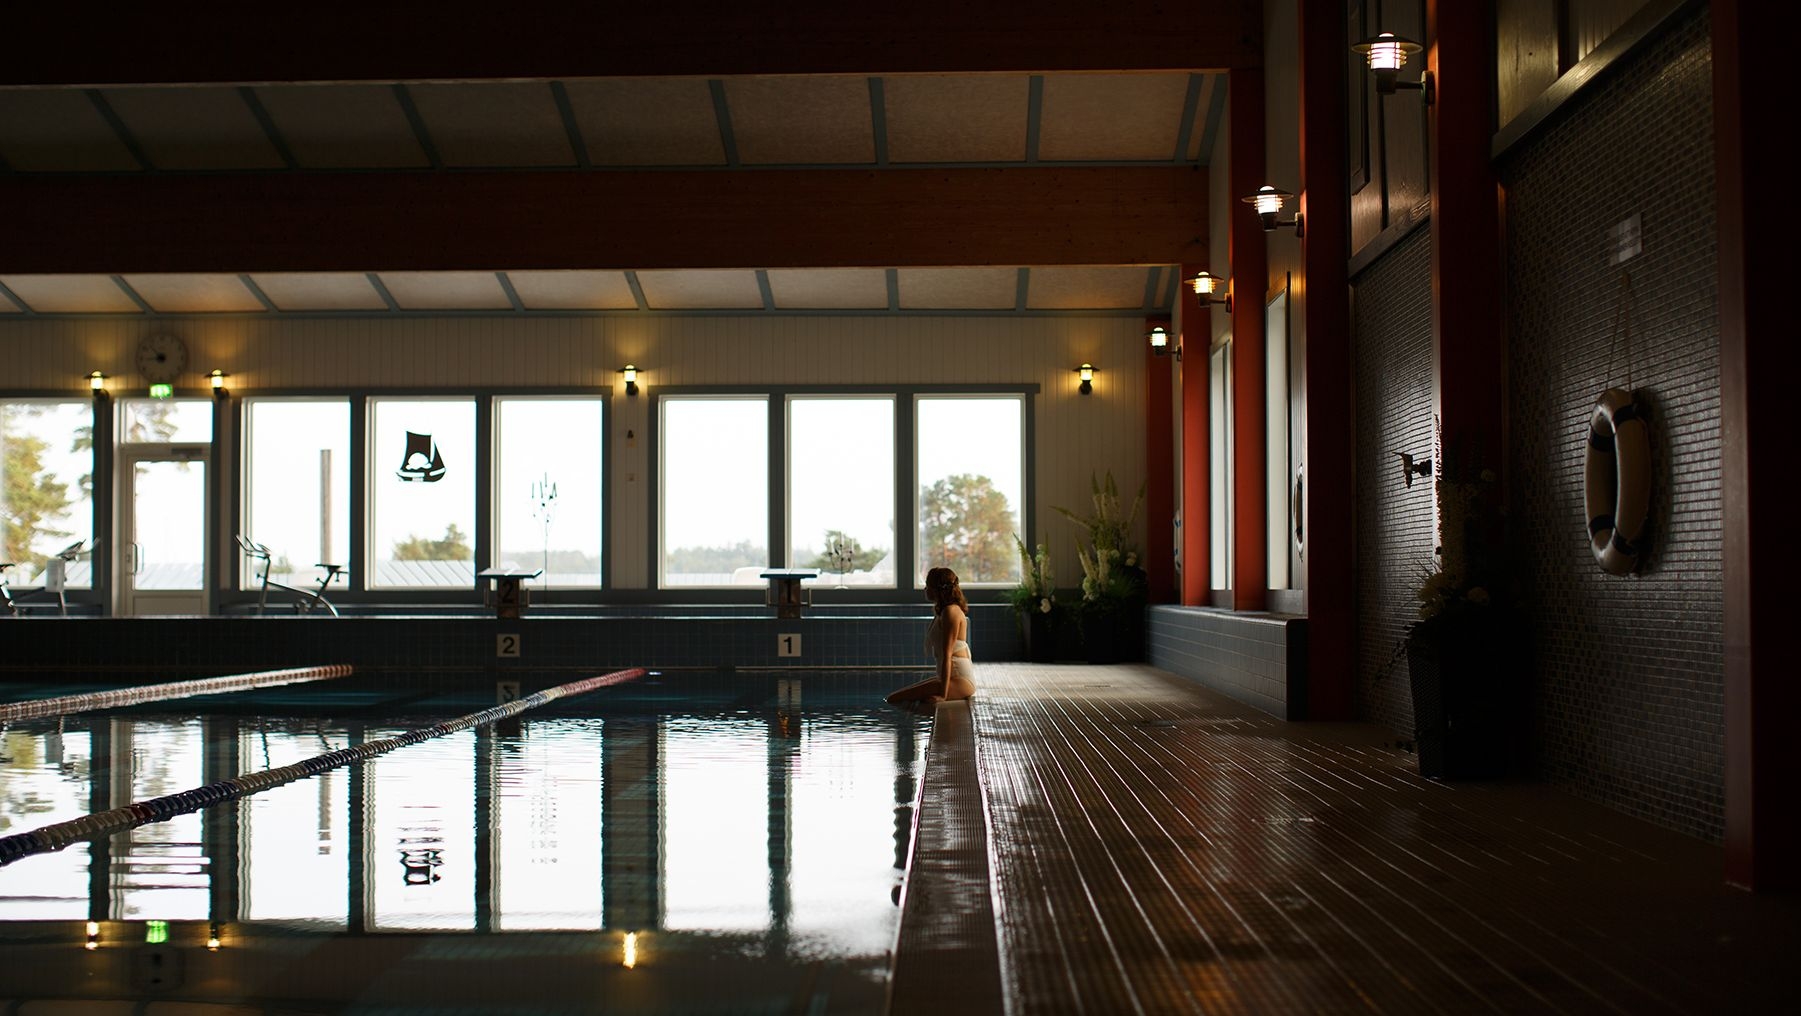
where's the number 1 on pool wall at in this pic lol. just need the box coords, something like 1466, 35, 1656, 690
778, 634, 801, 658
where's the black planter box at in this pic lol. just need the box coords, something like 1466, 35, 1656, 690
1406, 610, 1516, 779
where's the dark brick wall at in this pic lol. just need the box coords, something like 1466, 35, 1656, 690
1500, 9, 1722, 841
1351, 225, 1435, 738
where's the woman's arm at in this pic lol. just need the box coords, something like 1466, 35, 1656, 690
939, 605, 962, 694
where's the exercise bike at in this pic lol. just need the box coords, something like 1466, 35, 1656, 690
237, 535, 344, 616
0, 540, 90, 617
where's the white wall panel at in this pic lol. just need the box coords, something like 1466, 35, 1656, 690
1, 314, 1147, 591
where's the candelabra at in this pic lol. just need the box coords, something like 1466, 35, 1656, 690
825, 532, 858, 587
531, 474, 559, 591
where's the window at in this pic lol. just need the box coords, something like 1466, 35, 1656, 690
1266, 288, 1291, 589
660, 397, 769, 587
119, 398, 213, 443
1209, 345, 1232, 591
241, 399, 351, 590
370, 398, 476, 589
495, 397, 604, 588
787, 397, 895, 587
0, 400, 94, 589
915, 395, 1024, 586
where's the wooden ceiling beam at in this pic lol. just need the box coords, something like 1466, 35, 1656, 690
3, 166, 1211, 274
4, 3, 1261, 86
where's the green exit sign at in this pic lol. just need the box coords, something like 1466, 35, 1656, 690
148, 383, 174, 399
145, 920, 169, 944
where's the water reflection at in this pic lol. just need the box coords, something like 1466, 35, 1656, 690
0, 679, 929, 977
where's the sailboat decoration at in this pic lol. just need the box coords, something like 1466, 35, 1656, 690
396, 431, 447, 482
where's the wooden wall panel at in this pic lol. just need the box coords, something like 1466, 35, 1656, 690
1497, 0, 1562, 125
0, 314, 1146, 591
1569, 0, 1652, 64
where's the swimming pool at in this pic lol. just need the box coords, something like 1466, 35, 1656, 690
0, 670, 930, 1013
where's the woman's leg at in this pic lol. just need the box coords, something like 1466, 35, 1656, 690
885, 677, 947, 704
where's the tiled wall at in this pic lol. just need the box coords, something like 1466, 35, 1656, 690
0, 603, 1025, 679
1500, 8, 1722, 841
1350, 225, 1435, 738
1147, 606, 1307, 719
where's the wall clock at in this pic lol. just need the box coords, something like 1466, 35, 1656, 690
136, 332, 189, 384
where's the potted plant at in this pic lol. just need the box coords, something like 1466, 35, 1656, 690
1008, 535, 1060, 662
1055, 472, 1147, 664
1405, 421, 1518, 779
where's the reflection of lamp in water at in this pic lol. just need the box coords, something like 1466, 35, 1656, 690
622, 931, 639, 968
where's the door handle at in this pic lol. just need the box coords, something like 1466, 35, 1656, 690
133, 543, 143, 575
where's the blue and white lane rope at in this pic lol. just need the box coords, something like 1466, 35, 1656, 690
0, 667, 648, 868
0, 665, 356, 724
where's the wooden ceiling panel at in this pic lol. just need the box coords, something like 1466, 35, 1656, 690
896, 268, 1017, 309
250, 273, 388, 311
254, 84, 428, 168
1026, 266, 1150, 309
766, 269, 888, 309
561, 78, 725, 166
884, 74, 1029, 164
507, 270, 638, 309
636, 269, 763, 309
0, 89, 140, 171
725, 76, 874, 165
0, 275, 141, 313
1038, 73, 1191, 162
100, 87, 286, 170
1187, 73, 1223, 162
377, 271, 512, 309
405, 82, 575, 167
123, 273, 265, 312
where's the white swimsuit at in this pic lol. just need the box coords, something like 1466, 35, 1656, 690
928, 612, 977, 684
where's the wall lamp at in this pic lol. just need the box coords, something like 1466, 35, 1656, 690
1184, 270, 1233, 312
619, 364, 640, 397
1074, 363, 1096, 395
1355, 32, 1436, 105
1243, 186, 1304, 239
87, 371, 106, 393
1146, 324, 1171, 355
1397, 451, 1434, 487
209, 369, 229, 397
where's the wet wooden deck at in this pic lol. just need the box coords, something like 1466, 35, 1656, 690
893, 663, 1798, 1015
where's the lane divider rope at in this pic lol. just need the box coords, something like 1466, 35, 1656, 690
0, 667, 648, 868
0, 665, 356, 724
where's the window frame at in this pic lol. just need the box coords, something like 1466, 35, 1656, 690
648, 383, 1036, 602
0, 394, 103, 604
491, 394, 609, 591
221, 386, 612, 610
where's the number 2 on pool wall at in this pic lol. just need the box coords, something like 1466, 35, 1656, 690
497, 634, 521, 658
778, 634, 801, 658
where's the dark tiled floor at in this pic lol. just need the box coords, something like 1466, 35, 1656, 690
913, 663, 1797, 1015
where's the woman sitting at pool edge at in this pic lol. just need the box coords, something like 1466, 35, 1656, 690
886, 566, 977, 707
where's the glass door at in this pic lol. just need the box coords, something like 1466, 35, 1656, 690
118, 446, 210, 615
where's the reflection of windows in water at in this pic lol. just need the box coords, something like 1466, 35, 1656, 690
398, 830, 445, 885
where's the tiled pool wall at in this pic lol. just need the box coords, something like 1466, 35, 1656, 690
0, 603, 1031, 678
1148, 606, 1308, 720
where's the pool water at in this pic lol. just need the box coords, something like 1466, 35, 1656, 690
0, 670, 930, 1013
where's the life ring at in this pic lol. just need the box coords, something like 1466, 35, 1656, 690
1584, 388, 1650, 575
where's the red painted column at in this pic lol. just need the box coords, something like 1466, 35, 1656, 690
1715, 0, 1799, 891
1178, 264, 1211, 606
1427, 1, 1505, 499
1299, 0, 1355, 719
1229, 67, 1269, 613
1143, 315, 1176, 603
